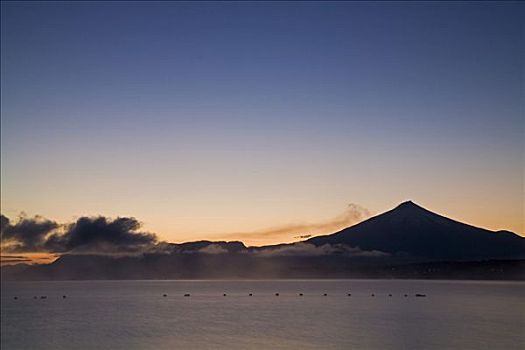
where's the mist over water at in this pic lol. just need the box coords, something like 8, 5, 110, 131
2, 280, 524, 350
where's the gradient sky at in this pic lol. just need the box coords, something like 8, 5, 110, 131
1, 1, 523, 246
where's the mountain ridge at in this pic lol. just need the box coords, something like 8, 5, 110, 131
307, 200, 524, 260
2, 201, 524, 280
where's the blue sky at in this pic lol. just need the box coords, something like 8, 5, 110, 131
1, 2, 523, 244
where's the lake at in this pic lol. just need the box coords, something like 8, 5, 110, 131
1, 280, 524, 349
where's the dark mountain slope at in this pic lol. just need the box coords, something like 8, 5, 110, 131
307, 201, 525, 260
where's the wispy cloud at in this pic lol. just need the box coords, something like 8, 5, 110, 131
219, 203, 371, 246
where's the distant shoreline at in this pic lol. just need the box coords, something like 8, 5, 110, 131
3, 259, 524, 282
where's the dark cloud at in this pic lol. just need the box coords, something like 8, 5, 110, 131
45, 216, 157, 253
1, 214, 157, 254
0, 214, 9, 233
1, 214, 58, 252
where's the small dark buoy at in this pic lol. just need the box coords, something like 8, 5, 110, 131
184, 294, 190, 297
404, 294, 408, 297
275, 293, 279, 296
14, 296, 18, 300
323, 293, 327, 296
388, 294, 392, 297
162, 294, 167, 297
299, 293, 303, 296
249, 293, 253, 296
223, 293, 227, 296
62, 295, 67, 299
40, 296, 47, 299
347, 293, 351, 296
371, 294, 375, 297
415, 294, 426, 297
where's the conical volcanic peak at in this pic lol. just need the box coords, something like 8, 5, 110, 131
393, 200, 433, 214
397, 200, 417, 207
307, 201, 525, 260
379, 200, 451, 227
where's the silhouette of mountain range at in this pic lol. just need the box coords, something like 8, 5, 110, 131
307, 201, 525, 260
2, 201, 524, 280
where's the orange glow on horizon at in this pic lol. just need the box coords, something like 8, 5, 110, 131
0, 253, 59, 266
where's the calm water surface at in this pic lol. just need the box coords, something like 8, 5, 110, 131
1, 280, 524, 349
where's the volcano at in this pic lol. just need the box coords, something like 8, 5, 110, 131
307, 201, 525, 260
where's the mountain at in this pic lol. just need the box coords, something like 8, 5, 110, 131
2, 201, 524, 280
307, 201, 525, 260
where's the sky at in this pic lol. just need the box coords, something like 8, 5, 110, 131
1, 1, 524, 250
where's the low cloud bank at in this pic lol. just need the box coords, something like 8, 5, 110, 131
253, 242, 389, 257
197, 244, 229, 254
